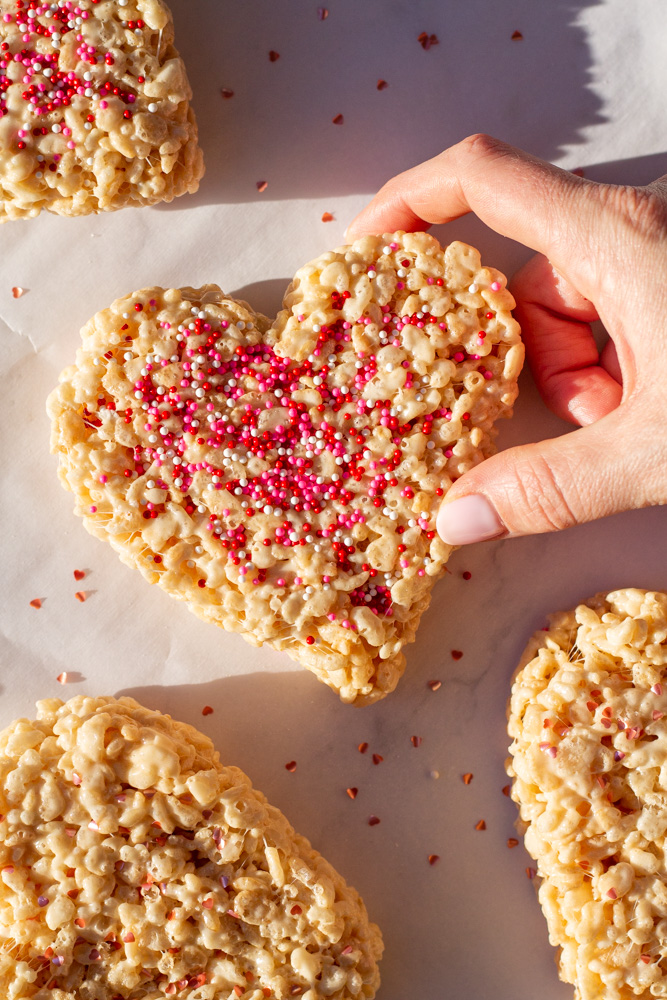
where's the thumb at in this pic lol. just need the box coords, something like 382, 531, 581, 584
436, 411, 651, 543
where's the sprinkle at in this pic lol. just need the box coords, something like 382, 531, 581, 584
73, 569, 85, 580
462, 571, 472, 580
606, 888, 617, 899
56, 672, 68, 684
30, 598, 42, 609
428, 679, 441, 692
511, 29, 523, 40
285, 760, 297, 772
372, 753, 383, 764
74, 917, 86, 928
202, 897, 214, 909
652, 683, 663, 695
358, 742, 368, 754
256, 180, 268, 192
332, 113, 344, 125
410, 736, 422, 748
475, 819, 486, 831
526, 867, 536, 879
368, 815, 380, 826
507, 838, 519, 848
202, 705, 214, 716
269, 50, 280, 61
428, 854, 440, 865
417, 31, 439, 49
346, 787, 358, 799
318, 7, 328, 18
38, 895, 49, 907
502, 784, 511, 797
451, 649, 463, 660
75, 591, 86, 602
221, 88, 235, 99
462, 772, 473, 785
11, 286, 25, 298
376, 79, 388, 90
123, 932, 135, 942
321, 212, 334, 222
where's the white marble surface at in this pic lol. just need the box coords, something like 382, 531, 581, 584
1, 1, 667, 997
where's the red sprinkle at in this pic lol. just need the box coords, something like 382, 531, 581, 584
372, 753, 383, 765
428, 854, 440, 865
462, 773, 473, 785
73, 569, 85, 581
346, 787, 358, 799
221, 88, 235, 99
475, 819, 486, 831
332, 113, 344, 125
75, 591, 86, 603
418, 31, 439, 49
30, 598, 42, 609
507, 838, 519, 848
376, 79, 388, 90
358, 742, 368, 754
202, 706, 214, 716
451, 649, 463, 660
462, 571, 472, 580
368, 815, 380, 826
410, 736, 422, 748
256, 180, 268, 192
502, 784, 511, 797
285, 761, 297, 772
321, 212, 334, 223
511, 30, 524, 40
269, 50, 280, 61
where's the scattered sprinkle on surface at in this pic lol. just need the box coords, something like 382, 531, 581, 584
358, 742, 369, 754
372, 753, 383, 765
368, 815, 380, 826
75, 591, 87, 603
346, 787, 358, 799
410, 735, 422, 748
451, 649, 463, 660
56, 672, 68, 684
475, 819, 486, 831
29, 598, 42, 609
285, 760, 297, 772
321, 212, 334, 222
418, 31, 439, 49
428, 680, 441, 692
318, 7, 328, 19
73, 569, 86, 581
376, 79, 388, 91
462, 772, 473, 785
508, 838, 519, 848
269, 50, 280, 62
462, 571, 472, 580
11, 286, 25, 298
428, 854, 440, 865
512, 29, 524, 39
202, 706, 214, 716
332, 113, 344, 125
221, 88, 235, 99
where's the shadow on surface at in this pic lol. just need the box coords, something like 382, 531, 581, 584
165, 0, 606, 208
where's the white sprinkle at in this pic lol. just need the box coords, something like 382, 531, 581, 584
468, 283, 478, 293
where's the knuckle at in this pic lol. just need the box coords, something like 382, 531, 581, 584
598, 183, 667, 236
458, 132, 508, 160
506, 452, 580, 533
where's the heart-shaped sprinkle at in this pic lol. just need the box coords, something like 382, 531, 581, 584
0, 695, 382, 996
48, 232, 522, 703
0, 0, 203, 222
508, 589, 667, 999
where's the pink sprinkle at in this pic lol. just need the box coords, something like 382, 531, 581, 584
491, 281, 501, 291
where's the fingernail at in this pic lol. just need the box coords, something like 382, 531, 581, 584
436, 494, 506, 545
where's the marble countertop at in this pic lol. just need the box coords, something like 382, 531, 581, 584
1, 1, 666, 997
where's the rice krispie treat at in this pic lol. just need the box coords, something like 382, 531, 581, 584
48, 232, 523, 704
0, 694, 383, 1000
507, 590, 667, 1000
0, 0, 204, 221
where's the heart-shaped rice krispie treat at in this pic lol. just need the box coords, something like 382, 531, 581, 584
47, 232, 523, 704
507, 589, 667, 1000
0, 694, 383, 1000
0, 0, 203, 221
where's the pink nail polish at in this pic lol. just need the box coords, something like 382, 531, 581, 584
436, 495, 506, 545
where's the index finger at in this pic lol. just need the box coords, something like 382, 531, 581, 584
346, 134, 598, 286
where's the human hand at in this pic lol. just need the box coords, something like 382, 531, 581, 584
346, 135, 667, 545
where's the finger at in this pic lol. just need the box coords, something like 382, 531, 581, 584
346, 134, 602, 284
436, 409, 660, 543
511, 254, 623, 426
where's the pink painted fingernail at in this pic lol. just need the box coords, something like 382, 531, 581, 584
436, 495, 506, 545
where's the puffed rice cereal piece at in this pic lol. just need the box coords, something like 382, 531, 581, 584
47, 232, 523, 704
0, 0, 204, 221
507, 589, 667, 1000
0, 695, 383, 1000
